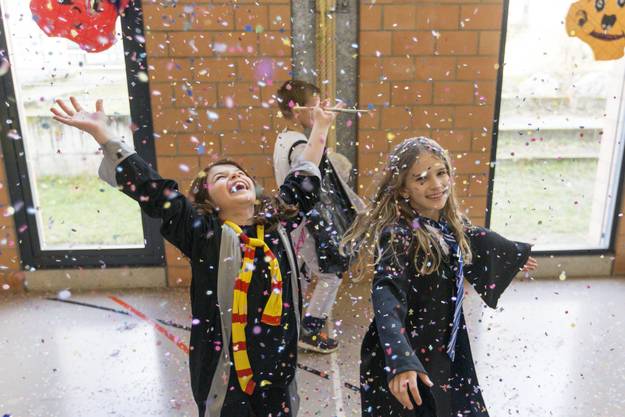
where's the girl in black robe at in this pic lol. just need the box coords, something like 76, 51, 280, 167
50, 96, 341, 417
341, 137, 537, 417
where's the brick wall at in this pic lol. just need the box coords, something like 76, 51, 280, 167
0, 152, 23, 291
357, 0, 504, 227
142, 0, 291, 286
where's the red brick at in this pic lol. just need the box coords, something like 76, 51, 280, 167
212, 32, 257, 57
361, 4, 382, 30
237, 58, 290, 82
391, 32, 436, 55
473, 82, 496, 106
433, 82, 475, 105
217, 82, 262, 107
234, 5, 268, 30
433, 129, 472, 152
360, 81, 390, 105
435, 31, 478, 55
460, 5, 503, 30
157, 156, 201, 180
194, 59, 238, 82
382, 57, 416, 81
390, 81, 433, 105
360, 57, 384, 81
412, 106, 454, 129
168, 32, 213, 57
234, 155, 274, 178
361, 32, 392, 56
458, 196, 488, 218
194, 5, 235, 31
221, 133, 268, 155
149, 58, 193, 81
259, 32, 291, 57
198, 108, 240, 131
154, 135, 178, 156
457, 57, 499, 80
173, 82, 218, 108
416, 6, 460, 30
383, 5, 417, 30
381, 107, 414, 130
153, 108, 203, 134
269, 5, 291, 31
455, 105, 495, 129
358, 111, 381, 130
165, 243, 189, 267
415, 57, 456, 80
479, 31, 501, 55
167, 265, 192, 287
145, 31, 168, 57
239, 108, 276, 132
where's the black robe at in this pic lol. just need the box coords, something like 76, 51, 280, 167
113, 154, 320, 415
360, 220, 532, 417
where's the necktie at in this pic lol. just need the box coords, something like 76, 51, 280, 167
420, 217, 464, 361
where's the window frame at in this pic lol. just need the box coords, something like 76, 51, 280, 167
0, 0, 165, 269
486, 0, 625, 256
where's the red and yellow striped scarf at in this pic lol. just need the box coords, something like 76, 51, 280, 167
224, 221, 283, 395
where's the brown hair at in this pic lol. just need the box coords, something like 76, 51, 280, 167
340, 137, 473, 279
188, 159, 299, 231
276, 80, 320, 119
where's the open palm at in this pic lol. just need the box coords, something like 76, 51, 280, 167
50, 97, 111, 145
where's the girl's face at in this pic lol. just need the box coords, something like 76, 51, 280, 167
205, 164, 256, 211
401, 152, 450, 220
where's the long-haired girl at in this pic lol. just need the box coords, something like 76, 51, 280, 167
342, 137, 537, 417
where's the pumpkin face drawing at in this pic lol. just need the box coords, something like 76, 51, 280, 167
566, 0, 625, 60
30, 0, 130, 53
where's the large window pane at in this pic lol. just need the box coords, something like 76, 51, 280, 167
0, 0, 144, 250
491, 0, 625, 251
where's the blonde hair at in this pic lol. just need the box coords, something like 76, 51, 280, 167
341, 137, 473, 280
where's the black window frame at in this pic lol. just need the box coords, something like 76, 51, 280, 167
486, 0, 625, 257
0, 0, 164, 269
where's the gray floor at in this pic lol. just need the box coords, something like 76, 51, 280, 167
1, 277, 624, 417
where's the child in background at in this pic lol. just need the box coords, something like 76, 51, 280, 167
50, 96, 341, 417
341, 137, 537, 417
273, 80, 365, 353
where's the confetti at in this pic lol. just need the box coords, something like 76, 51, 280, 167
57, 289, 72, 300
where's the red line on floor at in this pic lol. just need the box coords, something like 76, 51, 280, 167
109, 295, 190, 354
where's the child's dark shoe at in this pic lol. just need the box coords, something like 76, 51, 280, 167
298, 329, 339, 353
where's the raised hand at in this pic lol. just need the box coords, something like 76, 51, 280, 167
312, 97, 345, 129
388, 370, 434, 410
522, 256, 538, 272
50, 97, 112, 145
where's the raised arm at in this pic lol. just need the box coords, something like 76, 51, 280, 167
50, 97, 210, 258
277, 99, 343, 223
463, 226, 533, 309
297, 98, 343, 167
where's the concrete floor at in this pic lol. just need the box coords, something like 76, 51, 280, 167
1, 277, 624, 417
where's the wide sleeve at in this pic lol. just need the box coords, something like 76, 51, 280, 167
372, 225, 427, 382
277, 158, 321, 229
463, 226, 532, 309
98, 140, 212, 259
